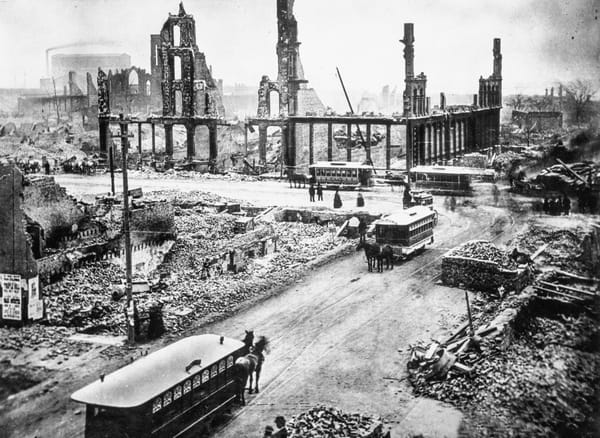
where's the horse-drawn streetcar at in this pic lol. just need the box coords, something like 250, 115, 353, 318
71, 334, 246, 438
372, 206, 437, 259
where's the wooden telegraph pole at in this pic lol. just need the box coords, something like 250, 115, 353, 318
113, 113, 136, 344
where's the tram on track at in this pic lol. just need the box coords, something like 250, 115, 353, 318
370, 206, 437, 259
71, 334, 245, 438
309, 161, 374, 189
409, 165, 495, 195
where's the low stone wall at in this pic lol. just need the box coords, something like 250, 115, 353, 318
276, 207, 381, 226
441, 254, 530, 293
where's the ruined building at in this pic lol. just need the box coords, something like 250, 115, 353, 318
401, 23, 428, 117
99, 3, 227, 162
401, 25, 502, 168
150, 2, 224, 118
251, 0, 325, 164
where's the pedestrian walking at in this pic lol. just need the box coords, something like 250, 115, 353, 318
403, 186, 412, 209
333, 189, 342, 209
356, 191, 365, 207
316, 183, 323, 201
492, 184, 500, 206
358, 218, 367, 244
308, 184, 315, 202
562, 194, 571, 215
450, 196, 457, 212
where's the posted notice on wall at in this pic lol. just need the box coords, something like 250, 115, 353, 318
28, 276, 43, 321
1, 273, 22, 321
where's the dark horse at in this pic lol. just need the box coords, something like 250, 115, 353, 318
241, 330, 254, 355
357, 241, 394, 272
232, 336, 269, 405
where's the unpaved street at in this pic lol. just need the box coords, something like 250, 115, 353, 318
1, 176, 520, 437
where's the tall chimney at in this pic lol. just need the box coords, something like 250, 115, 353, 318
493, 38, 502, 78
401, 23, 415, 80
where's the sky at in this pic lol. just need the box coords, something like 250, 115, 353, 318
0, 0, 598, 107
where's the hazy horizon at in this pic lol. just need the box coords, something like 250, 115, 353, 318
0, 0, 598, 108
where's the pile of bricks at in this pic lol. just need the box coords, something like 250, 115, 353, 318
286, 406, 389, 438
441, 240, 529, 293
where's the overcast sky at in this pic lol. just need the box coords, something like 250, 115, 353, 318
0, 0, 598, 104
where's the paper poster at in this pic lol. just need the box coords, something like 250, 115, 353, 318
1, 274, 22, 321
28, 276, 43, 321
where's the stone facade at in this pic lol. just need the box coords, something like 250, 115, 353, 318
152, 2, 225, 118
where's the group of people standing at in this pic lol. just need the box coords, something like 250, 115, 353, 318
307, 184, 365, 210
543, 194, 570, 215
307, 183, 324, 202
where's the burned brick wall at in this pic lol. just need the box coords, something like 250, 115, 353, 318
103, 67, 154, 114
257, 0, 321, 118
154, 3, 225, 118
0, 165, 38, 278
21, 176, 85, 249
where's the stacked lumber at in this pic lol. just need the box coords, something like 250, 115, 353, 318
286, 406, 389, 438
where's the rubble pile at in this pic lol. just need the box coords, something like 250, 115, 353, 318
157, 221, 353, 331
492, 151, 524, 173
447, 241, 517, 269
534, 161, 598, 191
130, 168, 260, 182
441, 241, 527, 293
285, 406, 388, 438
408, 292, 600, 436
511, 222, 595, 275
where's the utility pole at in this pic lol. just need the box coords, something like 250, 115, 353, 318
113, 113, 135, 344
108, 144, 115, 195
52, 78, 60, 123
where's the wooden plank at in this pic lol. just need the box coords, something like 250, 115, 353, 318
451, 362, 472, 375
442, 321, 470, 345
533, 285, 586, 302
530, 243, 549, 260
553, 269, 598, 283
538, 281, 597, 298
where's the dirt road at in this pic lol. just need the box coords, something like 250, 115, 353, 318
1, 177, 520, 437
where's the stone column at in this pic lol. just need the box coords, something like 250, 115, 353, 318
99, 117, 110, 153
432, 123, 438, 163
151, 123, 156, 155
385, 124, 391, 169
165, 124, 174, 157
138, 123, 142, 155
258, 124, 268, 164
346, 122, 352, 162
444, 120, 451, 160
185, 124, 195, 159
308, 123, 314, 165
365, 124, 372, 163
452, 120, 457, 157
427, 124, 432, 164
327, 123, 333, 161
209, 124, 218, 164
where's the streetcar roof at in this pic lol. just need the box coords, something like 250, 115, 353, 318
374, 206, 435, 226
410, 165, 494, 176
309, 161, 373, 169
71, 334, 244, 408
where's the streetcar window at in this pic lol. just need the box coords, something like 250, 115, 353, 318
227, 355, 234, 368
193, 375, 202, 388
211, 364, 218, 378
202, 370, 210, 383
152, 397, 162, 413
173, 385, 182, 400
219, 360, 226, 373
163, 391, 172, 407
183, 380, 191, 394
